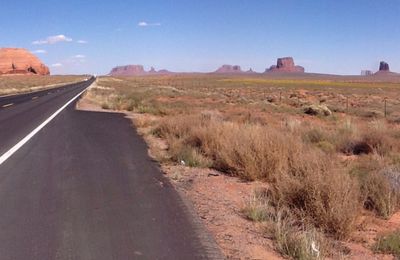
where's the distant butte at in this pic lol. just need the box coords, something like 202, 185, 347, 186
266, 57, 304, 73
0, 48, 50, 75
109, 65, 173, 76
379, 61, 390, 72
375, 61, 397, 75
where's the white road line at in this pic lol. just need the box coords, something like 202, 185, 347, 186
0, 87, 89, 166
1, 103, 14, 108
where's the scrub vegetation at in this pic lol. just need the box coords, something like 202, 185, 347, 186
86, 74, 400, 259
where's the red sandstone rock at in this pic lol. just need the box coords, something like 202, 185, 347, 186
266, 57, 304, 73
0, 48, 50, 75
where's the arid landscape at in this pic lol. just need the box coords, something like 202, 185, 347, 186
75, 73, 400, 259
1, 1, 399, 259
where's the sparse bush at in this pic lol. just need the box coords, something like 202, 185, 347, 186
241, 191, 271, 222
271, 160, 360, 239
316, 141, 335, 154
158, 115, 360, 238
169, 142, 212, 168
374, 230, 400, 257
361, 130, 393, 156
243, 191, 328, 259
302, 128, 327, 144
352, 156, 400, 218
101, 102, 110, 109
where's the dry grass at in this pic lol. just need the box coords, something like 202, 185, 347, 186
374, 230, 400, 257
85, 75, 400, 258
0, 75, 87, 95
242, 189, 331, 259
155, 114, 360, 239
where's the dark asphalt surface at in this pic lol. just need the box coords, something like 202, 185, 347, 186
0, 79, 221, 259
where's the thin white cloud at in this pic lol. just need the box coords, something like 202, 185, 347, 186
138, 21, 161, 27
77, 40, 87, 44
74, 54, 85, 59
32, 35, 73, 45
32, 49, 47, 54
51, 63, 63, 67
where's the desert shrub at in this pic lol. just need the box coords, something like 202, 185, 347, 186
166, 135, 211, 168
302, 128, 327, 144
361, 130, 393, 156
273, 210, 312, 259
241, 191, 271, 222
316, 141, 335, 154
334, 120, 360, 154
336, 119, 396, 156
200, 121, 294, 181
336, 128, 393, 156
243, 191, 328, 259
137, 104, 166, 115
101, 102, 110, 110
361, 171, 399, 218
374, 230, 400, 257
352, 156, 400, 218
271, 158, 360, 239
158, 115, 360, 238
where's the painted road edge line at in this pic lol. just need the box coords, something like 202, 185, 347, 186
1, 103, 14, 108
0, 86, 89, 166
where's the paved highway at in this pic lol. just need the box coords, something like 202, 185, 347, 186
0, 79, 221, 259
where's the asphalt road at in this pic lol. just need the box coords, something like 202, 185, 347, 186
0, 79, 221, 259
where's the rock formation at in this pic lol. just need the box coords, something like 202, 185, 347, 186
246, 68, 257, 74
109, 65, 173, 76
266, 57, 304, 73
0, 48, 50, 75
379, 61, 390, 72
374, 61, 397, 75
214, 65, 258, 74
214, 65, 244, 74
109, 65, 146, 76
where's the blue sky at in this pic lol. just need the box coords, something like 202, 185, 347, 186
0, 0, 399, 75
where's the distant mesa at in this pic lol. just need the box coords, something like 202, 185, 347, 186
214, 65, 244, 74
0, 48, 50, 75
109, 65, 173, 76
266, 57, 304, 73
214, 65, 257, 74
109, 65, 146, 76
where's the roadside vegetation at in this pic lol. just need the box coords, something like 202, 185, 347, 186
86, 75, 400, 259
374, 230, 400, 257
0, 75, 88, 96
